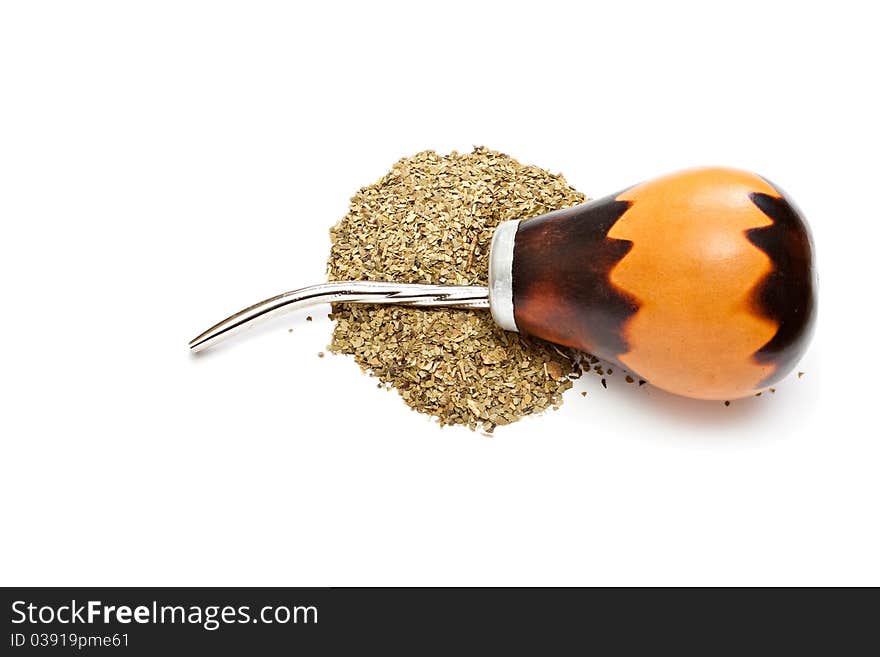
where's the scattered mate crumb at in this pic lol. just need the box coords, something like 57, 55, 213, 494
318, 352, 324, 358
327, 147, 588, 430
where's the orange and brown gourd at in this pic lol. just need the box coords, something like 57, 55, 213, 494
512, 167, 816, 400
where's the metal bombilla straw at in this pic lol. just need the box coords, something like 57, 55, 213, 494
188, 282, 487, 352
188, 222, 517, 353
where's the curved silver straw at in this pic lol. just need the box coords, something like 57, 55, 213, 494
189, 281, 490, 353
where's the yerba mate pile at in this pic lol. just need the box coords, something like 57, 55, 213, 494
327, 147, 590, 430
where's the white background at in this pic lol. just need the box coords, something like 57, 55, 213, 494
1, 1, 878, 586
